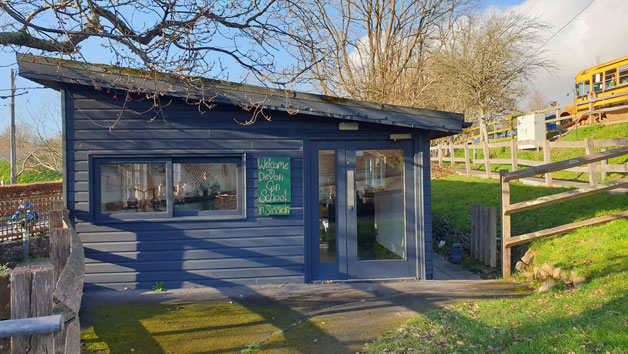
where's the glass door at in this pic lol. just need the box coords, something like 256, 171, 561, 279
310, 140, 416, 281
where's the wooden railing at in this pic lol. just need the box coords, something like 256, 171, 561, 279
463, 91, 628, 141
431, 137, 628, 187
0, 193, 63, 241
0, 201, 85, 353
500, 145, 628, 277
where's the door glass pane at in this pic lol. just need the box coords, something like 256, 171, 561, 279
356, 150, 405, 260
318, 150, 336, 262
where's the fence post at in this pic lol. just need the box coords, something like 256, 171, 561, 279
543, 139, 552, 187
50, 201, 64, 230
11, 264, 54, 353
601, 148, 607, 180
500, 170, 512, 277
438, 142, 443, 168
482, 139, 491, 178
50, 228, 71, 285
585, 138, 598, 186
449, 137, 455, 167
510, 139, 518, 172
471, 205, 497, 267
464, 143, 471, 178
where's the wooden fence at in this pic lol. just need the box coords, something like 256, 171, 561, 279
462, 91, 628, 142
431, 137, 628, 187
0, 201, 85, 354
500, 145, 628, 277
470, 205, 497, 268
0, 193, 63, 241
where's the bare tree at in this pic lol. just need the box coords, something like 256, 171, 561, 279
527, 88, 547, 112
294, 0, 470, 106
0, 0, 318, 84
433, 12, 553, 142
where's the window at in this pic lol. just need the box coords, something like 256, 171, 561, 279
100, 163, 167, 214
605, 68, 617, 89
173, 161, 239, 215
592, 73, 603, 93
619, 65, 628, 85
576, 80, 590, 97
95, 156, 244, 220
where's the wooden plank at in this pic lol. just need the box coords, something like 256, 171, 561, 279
488, 206, 497, 268
599, 164, 628, 173
594, 137, 628, 147
511, 139, 518, 171
449, 137, 455, 167
506, 177, 628, 215
486, 141, 512, 148
50, 228, 72, 284
505, 209, 628, 248
438, 143, 443, 168
585, 138, 598, 186
11, 264, 54, 353
601, 149, 607, 180
544, 139, 552, 187
500, 171, 512, 278
503, 145, 628, 182
464, 143, 471, 178
482, 139, 491, 178
549, 141, 586, 148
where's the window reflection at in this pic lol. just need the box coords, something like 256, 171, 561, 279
100, 163, 167, 213
173, 163, 238, 212
356, 150, 405, 260
319, 150, 336, 262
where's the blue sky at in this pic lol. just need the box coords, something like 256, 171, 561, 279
2, 0, 626, 135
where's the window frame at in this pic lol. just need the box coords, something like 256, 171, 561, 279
619, 64, 628, 86
92, 155, 246, 222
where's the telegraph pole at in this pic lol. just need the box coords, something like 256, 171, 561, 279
10, 69, 16, 184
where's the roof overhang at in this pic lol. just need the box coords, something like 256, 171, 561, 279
17, 54, 465, 137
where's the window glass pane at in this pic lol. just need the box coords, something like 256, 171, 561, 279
101, 163, 167, 213
576, 81, 590, 97
619, 65, 628, 85
318, 150, 336, 262
605, 69, 617, 89
173, 163, 238, 212
356, 150, 405, 260
592, 73, 603, 92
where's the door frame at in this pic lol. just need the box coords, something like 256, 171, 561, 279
304, 135, 421, 282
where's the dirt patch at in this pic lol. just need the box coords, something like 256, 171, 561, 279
430, 162, 456, 179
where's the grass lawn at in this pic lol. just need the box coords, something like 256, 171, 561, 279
365, 176, 628, 353
0, 160, 62, 183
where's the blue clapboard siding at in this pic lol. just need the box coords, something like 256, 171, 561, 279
65, 88, 433, 290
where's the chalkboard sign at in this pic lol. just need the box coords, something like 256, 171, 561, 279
257, 157, 291, 216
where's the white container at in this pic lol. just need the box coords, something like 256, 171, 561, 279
517, 113, 545, 149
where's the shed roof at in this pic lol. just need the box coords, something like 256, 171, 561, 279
17, 54, 466, 136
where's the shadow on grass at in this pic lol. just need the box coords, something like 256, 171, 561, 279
368, 289, 628, 353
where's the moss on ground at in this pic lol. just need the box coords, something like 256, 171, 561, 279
81, 301, 302, 354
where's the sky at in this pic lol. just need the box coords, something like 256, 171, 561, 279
1, 0, 627, 134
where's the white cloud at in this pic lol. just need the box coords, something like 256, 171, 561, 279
500, 0, 628, 108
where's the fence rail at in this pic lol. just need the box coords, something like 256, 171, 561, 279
0, 193, 62, 241
500, 145, 628, 277
431, 137, 628, 187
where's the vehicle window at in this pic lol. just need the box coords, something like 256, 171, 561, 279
604, 68, 617, 89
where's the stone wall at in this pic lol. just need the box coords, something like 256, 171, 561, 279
0, 236, 50, 265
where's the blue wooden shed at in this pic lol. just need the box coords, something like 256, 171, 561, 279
18, 54, 465, 290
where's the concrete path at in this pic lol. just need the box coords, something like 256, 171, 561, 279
82, 260, 526, 353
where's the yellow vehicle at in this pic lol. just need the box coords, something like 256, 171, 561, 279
561, 55, 628, 125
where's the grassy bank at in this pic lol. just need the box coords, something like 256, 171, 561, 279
365, 176, 628, 353
450, 122, 628, 182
